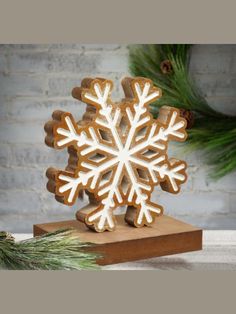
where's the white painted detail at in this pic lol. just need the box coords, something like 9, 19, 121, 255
55, 81, 187, 231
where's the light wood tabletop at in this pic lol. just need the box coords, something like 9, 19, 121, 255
14, 230, 236, 270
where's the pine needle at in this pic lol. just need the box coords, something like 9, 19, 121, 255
0, 229, 101, 270
129, 44, 236, 179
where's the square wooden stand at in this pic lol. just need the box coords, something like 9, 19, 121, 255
33, 215, 202, 265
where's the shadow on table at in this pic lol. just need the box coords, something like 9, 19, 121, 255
135, 257, 193, 270
104, 256, 194, 270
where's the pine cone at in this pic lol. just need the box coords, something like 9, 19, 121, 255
160, 60, 173, 74
179, 109, 194, 129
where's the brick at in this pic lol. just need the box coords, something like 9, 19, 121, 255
0, 98, 86, 121
110, 73, 132, 100
152, 190, 230, 216
229, 195, 236, 212
80, 44, 122, 51
47, 73, 123, 97
47, 76, 83, 97
0, 44, 124, 53
0, 96, 9, 118
0, 167, 45, 190
192, 73, 236, 97
0, 190, 42, 213
48, 52, 100, 73
0, 73, 47, 96
9, 51, 50, 73
0, 44, 49, 51
41, 192, 88, 212
189, 49, 231, 74
48, 44, 123, 51
48, 44, 84, 51
9, 51, 103, 75
205, 96, 236, 116
0, 54, 8, 73
0, 44, 9, 52
191, 44, 236, 55
230, 56, 236, 73
192, 167, 236, 193
0, 212, 74, 233
177, 213, 236, 230
0, 121, 44, 143
0, 144, 11, 166
98, 52, 128, 73
0, 143, 69, 167
167, 143, 205, 166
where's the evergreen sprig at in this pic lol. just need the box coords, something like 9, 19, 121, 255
129, 44, 236, 179
0, 229, 100, 270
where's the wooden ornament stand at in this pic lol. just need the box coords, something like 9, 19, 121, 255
40, 77, 202, 265
44, 77, 189, 233
34, 215, 202, 266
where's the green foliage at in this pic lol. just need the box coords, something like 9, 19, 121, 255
129, 44, 236, 179
0, 229, 100, 270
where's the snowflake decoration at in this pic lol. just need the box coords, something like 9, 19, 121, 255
45, 77, 188, 232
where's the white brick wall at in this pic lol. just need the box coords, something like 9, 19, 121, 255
0, 44, 235, 232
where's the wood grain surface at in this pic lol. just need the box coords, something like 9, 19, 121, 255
34, 215, 202, 265
15, 231, 236, 270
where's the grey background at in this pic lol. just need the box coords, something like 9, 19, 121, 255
0, 44, 235, 232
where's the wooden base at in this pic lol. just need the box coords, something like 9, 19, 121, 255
33, 215, 202, 265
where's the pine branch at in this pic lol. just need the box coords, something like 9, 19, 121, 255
129, 44, 236, 179
0, 229, 100, 270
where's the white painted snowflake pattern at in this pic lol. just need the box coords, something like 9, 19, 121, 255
45, 77, 188, 232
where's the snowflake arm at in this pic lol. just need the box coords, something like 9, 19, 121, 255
128, 108, 188, 193
85, 160, 125, 232
129, 107, 187, 156
124, 160, 163, 227
45, 110, 118, 157
129, 155, 187, 193
73, 78, 123, 150
45, 107, 121, 208
158, 159, 187, 193
156, 106, 187, 142
123, 77, 162, 150
44, 111, 80, 149
53, 156, 119, 205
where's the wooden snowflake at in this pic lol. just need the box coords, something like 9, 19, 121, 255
45, 77, 188, 232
